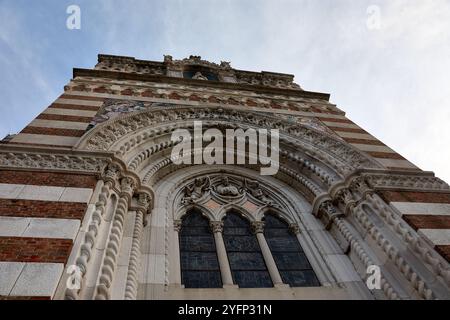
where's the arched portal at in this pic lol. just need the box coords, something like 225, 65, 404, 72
61, 102, 450, 301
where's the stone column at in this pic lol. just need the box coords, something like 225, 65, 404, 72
173, 220, 183, 286
124, 193, 151, 300
251, 221, 285, 287
210, 221, 235, 287
65, 164, 117, 300
95, 177, 134, 300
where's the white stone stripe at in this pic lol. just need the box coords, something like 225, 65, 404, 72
350, 143, 396, 153
0, 262, 64, 297
30, 119, 89, 131
0, 183, 93, 203
54, 98, 103, 107
418, 229, 450, 246
322, 121, 360, 129
0, 217, 80, 240
391, 202, 450, 216
375, 158, 418, 169
10, 133, 80, 146
140, 254, 165, 284
334, 131, 377, 141
42, 108, 97, 117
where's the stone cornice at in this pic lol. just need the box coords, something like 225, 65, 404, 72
0, 145, 154, 204
328, 168, 450, 197
311, 168, 450, 217
73, 68, 331, 101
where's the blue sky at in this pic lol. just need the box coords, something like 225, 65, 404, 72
1, 0, 449, 183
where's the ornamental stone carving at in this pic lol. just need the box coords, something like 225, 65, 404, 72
79, 106, 380, 173
288, 223, 301, 235
213, 177, 241, 197
0, 151, 109, 174
210, 221, 224, 233
183, 177, 211, 203
173, 220, 182, 232
244, 179, 273, 205
251, 221, 265, 234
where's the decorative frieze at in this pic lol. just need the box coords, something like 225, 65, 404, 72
363, 173, 450, 192
0, 151, 109, 174
80, 106, 380, 173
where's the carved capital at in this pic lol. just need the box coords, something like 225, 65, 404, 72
120, 177, 135, 198
319, 200, 336, 217
335, 188, 354, 204
319, 200, 343, 230
209, 221, 224, 233
103, 164, 120, 183
288, 223, 301, 235
251, 221, 265, 234
173, 220, 182, 232
335, 188, 357, 215
0, 151, 108, 174
350, 177, 373, 196
137, 193, 152, 208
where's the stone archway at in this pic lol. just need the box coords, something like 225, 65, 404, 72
62, 102, 450, 300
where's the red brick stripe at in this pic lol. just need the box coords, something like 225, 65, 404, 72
60, 94, 105, 102
0, 200, 87, 220
328, 127, 367, 134
436, 245, 450, 262
380, 191, 450, 204
21, 126, 86, 137
5, 142, 73, 148
402, 215, 450, 231
0, 237, 72, 264
342, 138, 385, 145
386, 167, 420, 171
49, 103, 100, 111
316, 117, 354, 124
0, 171, 97, 188
367, 151, 406, 160
37, 114, 93, 123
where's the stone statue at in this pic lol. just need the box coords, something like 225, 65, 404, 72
214, 177, 240, 196
244, 179, 272, 204
184, 177, 210, 201
192, 72, 208, 81
220, 61, 232, 69
163, 55, 173, 63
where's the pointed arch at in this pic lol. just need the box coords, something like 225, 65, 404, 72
179, 209, 222, 288
222, 211, 273, 288
263, 213, 320, 287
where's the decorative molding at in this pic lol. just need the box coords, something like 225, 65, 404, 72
65, 179, 113, 300
173, 220, 182, 233
95, 182, 134, 300
251, 221, 265, 234
328, 173, 450, 299
210, 221, 224, 233
0, 151, 109, 174
124, 209, 144, 300
363, 173, 450, 192
78, 106, 380, 176
288, 223, 301, 235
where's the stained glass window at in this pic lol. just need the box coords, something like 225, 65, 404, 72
264, 214, 320, 287
179, 210, 222, 288
223, 212, 273, 288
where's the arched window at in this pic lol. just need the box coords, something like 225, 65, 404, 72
263, 214, 320, 287
223, 212, 272, 288
179, 210, 222, 288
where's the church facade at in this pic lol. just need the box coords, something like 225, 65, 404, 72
0, 54, 449, 300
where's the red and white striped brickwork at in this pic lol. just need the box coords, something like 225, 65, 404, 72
0, 54, 448, 299
0, 171, 97, 299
